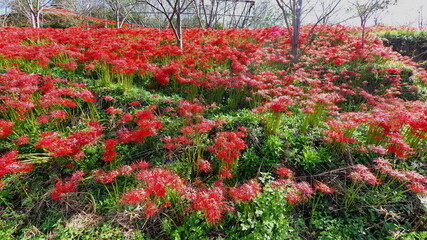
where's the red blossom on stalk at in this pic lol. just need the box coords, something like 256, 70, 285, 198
16, 135, 30, 145
102, 139, 120, 162
228, 180, 261, 202
0, 151, 34, 186
407, 182, 427, 195
51, 171, 86, 200
286, 191, 303, 205
35, 121, 102, 160
136, 168, 186, 197
348, 164, 379, 185
95, 169, 121, 184
50, 110, 68, 119
294, 181, 314, 197
105, 106, 122, 114
314, 181, 335, 194
209, 130, 247, 164
118, 110, 162, 143
196, 159, 212, 173
121, 113, 134, 122
145, 202, 159, 216
276, 167, 295, 179
190, 187, 234, 224
121, 188, 147, 204
0, 120, 14, 138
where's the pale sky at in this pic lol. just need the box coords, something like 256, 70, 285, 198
340, 0, 427, 28
380, 0, 426, 27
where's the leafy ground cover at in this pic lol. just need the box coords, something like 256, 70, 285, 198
0, 25, 427, 239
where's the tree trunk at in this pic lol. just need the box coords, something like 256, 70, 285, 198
31, 12, 37, 28
36, 11, 41, 28
291, 0, 302, 63
116, 8, 120, 28
176, 0, 183, 48
361, 17, 366, 49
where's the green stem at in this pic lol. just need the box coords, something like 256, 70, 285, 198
14, 173, 30, 199
0, 194, 14, 212
376, 188, 411, 207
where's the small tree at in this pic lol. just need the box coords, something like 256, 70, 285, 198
352, 0, 397, 48
11, 0, 53, 28
0, 0, 13, 26
56, 0, 98, 28
246, 0, 283, 28
102, 0, 136, 28
138, 0, 194, 48
193, 0, 220, 29
417, 6, 425, 30
275, 0, 342, 63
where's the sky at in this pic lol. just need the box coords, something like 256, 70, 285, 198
339, 0, 427, 28
380, 0, 426, 27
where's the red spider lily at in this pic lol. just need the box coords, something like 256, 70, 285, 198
145, 202, 159, 216
190, 186, 234, 224
103, 96, 114, 101
209, 130, 247, 164
128, 101, 141, 106
95, 169, 122, 184
0, 120, 14, 138
102, 139, 120, 162
38, 115, 50, 124
121, 188, 148, 204
117, 109, 162, 143
35, 121, 102, 160
228, 180, 261, 202
196, 159, 212, 173
49, 110, 68, 119
121, 113, 134, 122
264, 96, 295, 114
176, 100, 205, 118
16, 135, 30, 145
51, 171, 86, 200
0, 151, 34, 183
286, 191, 304, 205
348, 164, 380, 185
131, 160, 150, 170
314, 181, 335, 194
105, 106, 122, 114
372, 157, 393, 174
276, 167, 295, 179
294, 181, 314, 197
407, 182, 427, 195
136, 168, 186, 197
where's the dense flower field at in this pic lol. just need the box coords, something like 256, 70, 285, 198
0, 25, 426, 239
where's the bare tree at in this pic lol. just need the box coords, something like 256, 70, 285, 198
418, 6, 425, 30
56, 0, 98, 27
11, 0, 53, 28
138, 0, 194, 48
352, 0, 397, 48
0, 0, 13, 26
102, 0, 136, 28
275, 0, 342, 63
193, 0, 220, 28
246, 0, 283, 28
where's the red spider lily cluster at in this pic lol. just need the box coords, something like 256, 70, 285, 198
0, 151, 34, 188
1, 23, 427, 230
272, 167, 334, 205
372, 158, 427, 195
35, 121, 102, 160
119, 167, 262, 223
325, 99, 427, 158
51, 170, 85, 200
209, 128, 247, 179
0, 68, 95, 119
